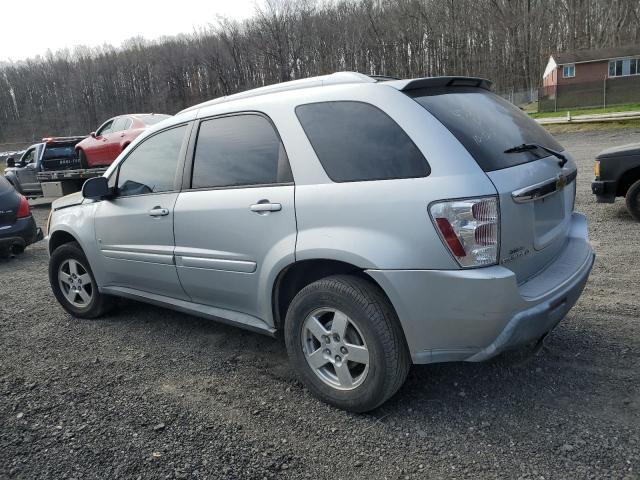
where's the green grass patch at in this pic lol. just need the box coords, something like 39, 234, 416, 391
543, 118, 640, 134
530, 103, 640, 119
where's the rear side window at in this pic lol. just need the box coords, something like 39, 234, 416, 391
116, 125, 186, 197
192, 114, 293, 189
409, 88, 564, 171
140, 114, 171, 126
295, 101, 429, 182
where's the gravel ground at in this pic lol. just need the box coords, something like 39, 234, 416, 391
1, 128, 639, 479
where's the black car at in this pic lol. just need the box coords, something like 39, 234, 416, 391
0, 176, 43, 257
592, 143, 640, 221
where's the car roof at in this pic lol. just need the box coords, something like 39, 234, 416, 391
175, 72, 491, 119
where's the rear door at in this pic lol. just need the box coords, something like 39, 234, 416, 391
410, 88, 576, 283
173, 113, 296, 320
94, 123, 190, 299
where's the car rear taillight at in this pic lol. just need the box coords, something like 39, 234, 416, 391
429, 196, 499, 268
17, 195, 31, 218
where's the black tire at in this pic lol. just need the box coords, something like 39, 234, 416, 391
284, 274, 410, 412
626, 179, 640, 222
49, 242, 113, 318
77, 149, 88, 169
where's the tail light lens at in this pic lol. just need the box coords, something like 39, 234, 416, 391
17, 195, 31, 218
429, 196, 499, 268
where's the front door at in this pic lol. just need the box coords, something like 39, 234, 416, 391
92, 119, 115, 165
94, 124, 190, 299
15, 146, 40, 192
173, 113, 297, 322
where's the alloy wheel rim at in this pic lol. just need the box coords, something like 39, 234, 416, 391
301, 308, 370, 391
58, 259, 93, 308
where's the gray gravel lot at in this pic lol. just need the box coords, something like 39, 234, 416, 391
1, 128, 639, 479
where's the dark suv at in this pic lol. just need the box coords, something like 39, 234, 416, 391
0, 176, 42, 257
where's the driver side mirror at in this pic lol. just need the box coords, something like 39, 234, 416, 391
90, 131, 97, 138
82, 176, 112, 200
6, 158, 15, 168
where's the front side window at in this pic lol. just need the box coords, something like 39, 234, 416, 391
21, 148, 35, 164
191, 114, 292, 189
562, 64, 575, 78
116, 125, 186, 197
97, 120, 114, 136
295, 101, 429, 182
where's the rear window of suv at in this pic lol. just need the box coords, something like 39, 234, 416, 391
408, 87, 564, 172
296, 101, 429, 182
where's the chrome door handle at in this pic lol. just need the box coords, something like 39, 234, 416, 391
250, 202, 282, 213
149, 207, 169, 217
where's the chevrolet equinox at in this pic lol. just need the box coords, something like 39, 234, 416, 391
47, 72, 595, 412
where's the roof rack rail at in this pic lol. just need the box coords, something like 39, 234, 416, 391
179, 72, 377, 114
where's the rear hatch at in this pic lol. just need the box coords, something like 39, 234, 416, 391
40, 137, 84, 171
407, 85, 576, 283
0, 176, 18, 227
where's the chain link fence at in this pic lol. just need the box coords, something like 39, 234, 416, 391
539, 76, 640, 112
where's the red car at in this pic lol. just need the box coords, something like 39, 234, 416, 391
76, 113, 171, 168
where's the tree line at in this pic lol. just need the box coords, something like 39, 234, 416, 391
1, 0, 638, 143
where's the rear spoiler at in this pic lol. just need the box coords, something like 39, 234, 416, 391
387, 76, 493, 92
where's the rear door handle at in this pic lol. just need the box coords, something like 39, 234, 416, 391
250, 202, 282, 213
149, 207, 169, 217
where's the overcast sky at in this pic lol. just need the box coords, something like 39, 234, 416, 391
1, 0, 258, 62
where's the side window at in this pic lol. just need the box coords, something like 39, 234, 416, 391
116, 125, 186, 197
97, 120, 114, 136
21, 148, 35, 164
295, 101, 429, 182
191, 114, 292, 189
111, 117, 128, 132
123, 118, 133, 130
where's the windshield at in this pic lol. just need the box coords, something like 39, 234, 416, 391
43, 145, 76, 160
408, 87, 563, 172
139, 114, 171, 126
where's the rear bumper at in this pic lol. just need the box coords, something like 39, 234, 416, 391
367, 213, 594, 364
591, 180, 616, 203
0, 216, 41, 251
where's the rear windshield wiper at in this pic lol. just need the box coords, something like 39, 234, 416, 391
504, 143, 568, 167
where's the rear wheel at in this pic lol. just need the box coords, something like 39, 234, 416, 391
284, 275, 410, 412
49, 242, 113, 318
77, 149, 88, 169
626, 179, 640, 222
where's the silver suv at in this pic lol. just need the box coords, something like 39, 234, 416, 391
47, 72, 595, 412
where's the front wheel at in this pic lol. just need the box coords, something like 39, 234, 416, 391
284, 275, 410, 412
49, 242, 113, 318
626, 179, 640, 222
77, 149, 89, 169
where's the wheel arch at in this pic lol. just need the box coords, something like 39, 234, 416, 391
617, 166, 640, 197
271, 259, 398, 332
48, 229, 81, 255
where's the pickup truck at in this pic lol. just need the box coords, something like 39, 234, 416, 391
4, 137, 106, 198
592, 143, 640, 221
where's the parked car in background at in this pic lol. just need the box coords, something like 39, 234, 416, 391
47, 72, 594, 412
4, 137, 86, 197
592, 143, 640, 221
0, 175, 42, 257
76, 114, 171, 168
